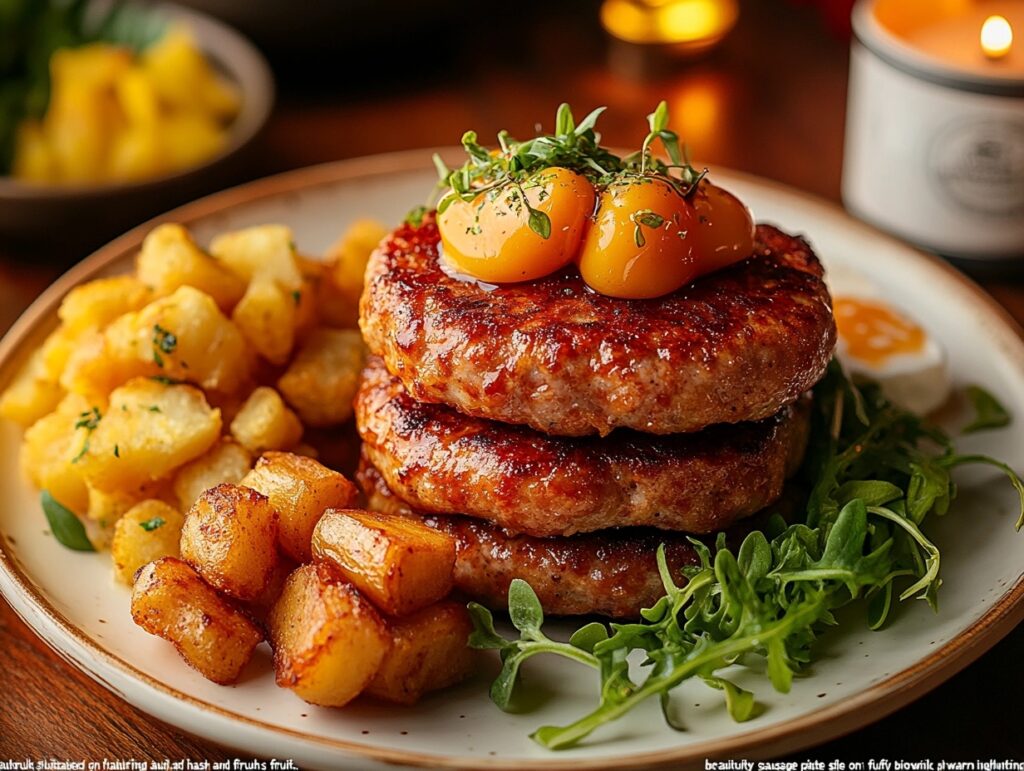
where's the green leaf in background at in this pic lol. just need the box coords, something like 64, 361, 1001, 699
40, 489, 94, 551
963, 385, 1011, 434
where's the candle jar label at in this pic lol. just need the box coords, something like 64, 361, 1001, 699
928, 118, 1024, 217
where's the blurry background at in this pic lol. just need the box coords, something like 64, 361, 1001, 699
2, 0, 1022, 763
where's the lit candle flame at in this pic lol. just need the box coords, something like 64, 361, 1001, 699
981, 15, 1013, 60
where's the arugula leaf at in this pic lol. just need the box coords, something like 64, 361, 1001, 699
40, 490, 94, 552
467, 361, 1024, 749
964, 385, 1011, 433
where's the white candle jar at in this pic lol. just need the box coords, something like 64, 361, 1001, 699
843, 0, 1024, 262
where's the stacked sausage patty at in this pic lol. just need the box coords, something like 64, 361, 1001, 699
357, 215, 836, 618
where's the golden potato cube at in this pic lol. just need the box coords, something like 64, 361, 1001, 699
58, 329, 139, 403
277, 329, 364, 427
102, 286, 252, 396
0, 348, 64, 427
311, 508, 455, 616
58, 275, 152, 333
230, 388, 302, 455
268, 563, 389, 707
180, 483, 280, 602
231, 276, 296, 366
321, 219, 388, 327
136, 224, 245, 312
173, 439, 253, 512
367, 601, 475, 705
132, 557, 263, 684
209, 225, 303, 291
241, 451, 357, 562
112, 500, 185, 584
76, 378, 221, 492
20, 393, 91, 513
292, 276, 320, 341
12, 119, 54, 182
86, 478, 171, 524
40, 322, 92, 381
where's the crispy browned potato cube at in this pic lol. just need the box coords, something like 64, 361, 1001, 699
230, 388, 302, 455
241, 452, 357, 562
76, 378, 221, 492
19, 393, 91, 513
311, 508, 455, 616
112, 500, 185, 584
131, 557, 263, 684
58, 274, 153, 332
231, 275, 296, 366
320, 219, 388, 328
102, 286, 252, 395
268, 563, 389, 707
209, 225, 303, 291
0, 348, 64, 427
135, 224, 245, 312
180, 483, 280, 601
277, 328, 364, 427
367, 601, 475, 705
172, 439, 252, 512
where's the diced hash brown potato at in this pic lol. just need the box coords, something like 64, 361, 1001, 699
131, 557, 263, 684
311, 508, 455, 616
86, 478, 171, 524
172, 439, 252, 512
231, 276, 296, 366
241, 451, 358, 562
58, 275, 152, 332
112, 500, 184, 584
367, 601, 475, 705
277, 328, 364, 427
40, 322, 91, 381
76, 378, 221, 492
292, 276, 319, 341
209, 225, 302, 291
230, 387, 302, 455
135, 224, 245, 312
268, 563, 389, 707
320, 219, 388, 328
102, 286, 252, 395
0, 348, 64, 427
19, 393, 91, 513
180, 483, 280, 601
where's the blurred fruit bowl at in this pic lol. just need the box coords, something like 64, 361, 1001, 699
0, 1, 274, 252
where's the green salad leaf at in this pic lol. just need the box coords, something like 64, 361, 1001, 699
468, 361, 1024, 749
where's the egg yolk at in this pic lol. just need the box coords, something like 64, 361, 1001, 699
834, 297, 926, 366
691, 181, 756, 273
577, 177, 698, 299
437, 167, 596, 284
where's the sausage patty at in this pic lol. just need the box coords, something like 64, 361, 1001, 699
356, 356, 810, 537
360, 216, 835, 437
358, 457, 793, 619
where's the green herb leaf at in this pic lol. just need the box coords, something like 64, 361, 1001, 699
963, 385, 1011, 433
527, 208, 552, 240
40, 491, 94, 552
405, 205, 428, 227
139, 517, 166, 532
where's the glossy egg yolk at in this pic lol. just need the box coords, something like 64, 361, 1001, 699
578, 177, 698, 299
437, 167, 596, 284
834, 297, 926, 366
689, 180, 756, 275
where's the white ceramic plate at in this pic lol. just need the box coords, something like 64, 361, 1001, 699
2, 151, 1023, 770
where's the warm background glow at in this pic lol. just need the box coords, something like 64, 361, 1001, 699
600, 0, 739, 51
981, 14, 1014, 58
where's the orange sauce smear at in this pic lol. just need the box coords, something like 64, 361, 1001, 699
834, 297, 926, 366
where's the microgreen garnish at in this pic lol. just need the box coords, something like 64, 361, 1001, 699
40, 491, 94, 552
149, 375, 183, 386
151, 324, 177, 367
429, 101, 706, 239
405, 205, 429, 227
963, 385, 1011, 433
113, 444, 119, 458
71, 406, 101, 463
291, 290, 302, 306
630, 209, 666, 248
139, 517, 166, 532
469, 362, 1024, 749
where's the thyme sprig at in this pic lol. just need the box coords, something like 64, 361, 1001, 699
469, 363, 1024, 749
418, 102, 707, 237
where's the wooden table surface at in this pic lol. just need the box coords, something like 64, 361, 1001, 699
2, 0, 1022, 763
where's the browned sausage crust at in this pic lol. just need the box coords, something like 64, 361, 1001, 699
358, 456, 792, 619
360, 215, 835, 437
356, 356, 809, 537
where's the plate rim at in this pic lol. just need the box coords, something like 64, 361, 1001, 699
2, 149, 1024, 769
